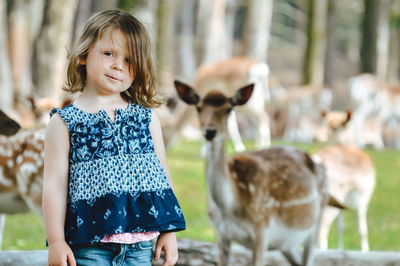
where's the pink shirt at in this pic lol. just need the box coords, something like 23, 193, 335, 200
101, 231, 160, 244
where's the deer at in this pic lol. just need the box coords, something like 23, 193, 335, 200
313, 110, 376, 251
165, 57, 271, 152
349, 73, 400, 149
280, 85, 332, 143
174, 80, 342, 266
0, 110, 44, 249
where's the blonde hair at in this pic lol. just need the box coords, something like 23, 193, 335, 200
64, 9, 162, 107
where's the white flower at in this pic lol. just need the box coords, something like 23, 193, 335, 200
167, 224, 177, 230
104, 209, 112, 220
175, 206, 183, 217
77, 216, 83, 227
115, 226, 123, 234
148, 205, 159, 218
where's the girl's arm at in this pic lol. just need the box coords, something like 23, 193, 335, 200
42, 113, 76, 266
149, 109, 179, 266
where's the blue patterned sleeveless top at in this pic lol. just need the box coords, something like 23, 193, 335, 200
50, 103, 185, 245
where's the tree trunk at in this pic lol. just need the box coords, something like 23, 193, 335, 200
242, 0, 274, 63
13, 0, 46, 100
8, 0, 27, 98
0, 0, 13, 111
157, 0, 177, 94
176, 0, 197, 81
130, 0, 158, 65
200, 0, 228, 64
303, 0, 328, 87
71, 0, 93, 45
90, 0, 117, 13
195, 0, 212, 64
376, 0, 390, 81
360, 0, 379, 74
389, 0, 400, 82
324, 0, 336, 88
32, 0, 78, 98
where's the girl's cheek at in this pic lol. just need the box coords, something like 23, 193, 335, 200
102, 56, 114, 69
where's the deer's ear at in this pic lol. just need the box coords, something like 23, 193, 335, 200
230, 84, 254, 106
174, 80, 200, 105
344, 110, 352, 125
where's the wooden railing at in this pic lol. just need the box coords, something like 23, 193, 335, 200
1, 239, 400, 266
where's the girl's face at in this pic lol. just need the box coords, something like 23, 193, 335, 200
80, 28, 134, 96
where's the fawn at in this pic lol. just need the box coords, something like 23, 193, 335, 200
175, 80, 340, 266
0, 110, 44, 249
314, 110, 375, 251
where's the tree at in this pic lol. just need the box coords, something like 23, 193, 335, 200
242, 0, 274, 63
324, 0, 337, 87
388, 0, 400, 82
360, 0, 379, 74
198, 0, 228, 64
157, 0, 177, 94
8, 0, 46, 102
303, 0, 328, 86
376, 0, 391, 81
32, 0, 79, 98
0, 0, 13, 111
176, 0, 197, 81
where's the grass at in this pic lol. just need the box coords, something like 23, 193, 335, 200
2, 139, 400, 251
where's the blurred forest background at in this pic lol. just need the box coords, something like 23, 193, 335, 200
1, 0, 400, 252
1, 0, 400, 113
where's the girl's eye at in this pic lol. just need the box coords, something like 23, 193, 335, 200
104, 52, 113, 56
125, 58, 131, 64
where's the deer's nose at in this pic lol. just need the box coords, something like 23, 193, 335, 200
205, 129, 217, 141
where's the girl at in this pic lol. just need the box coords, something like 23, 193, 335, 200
42, 9, 185, 266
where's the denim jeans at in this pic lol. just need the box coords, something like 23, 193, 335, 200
71, 241, 153, 266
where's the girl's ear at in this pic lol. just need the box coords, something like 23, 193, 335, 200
79, 55, 87, 65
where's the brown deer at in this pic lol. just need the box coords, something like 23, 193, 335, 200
0, 110, 44, 249
175, 80, 336, 266
314, 110, 375, 251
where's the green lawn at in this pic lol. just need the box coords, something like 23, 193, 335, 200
2, 139, 400, 251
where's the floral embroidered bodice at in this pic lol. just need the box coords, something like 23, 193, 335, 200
50, 103, 185, 245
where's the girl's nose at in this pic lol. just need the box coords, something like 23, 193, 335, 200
112, 57, 123, 71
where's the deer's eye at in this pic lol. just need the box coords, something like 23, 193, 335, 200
225, 107, 232, 114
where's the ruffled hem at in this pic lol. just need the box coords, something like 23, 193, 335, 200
64, 188, 186, 246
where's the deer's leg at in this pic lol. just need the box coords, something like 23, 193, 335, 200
281, 247, 301, 266
302, 233, 316, 266
395, 124, 400, 149
372, 116, 384, 149
253, 227, 266, 266
357, 205, 369, 251
352, 114, 366, 148
227, 111, 245, 152
0, 214, 5, 250
318, 207, 340, 250
255, 110, 271, 148
217, 238, 231, 266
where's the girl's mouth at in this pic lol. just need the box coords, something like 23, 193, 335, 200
105, 74, 121, 82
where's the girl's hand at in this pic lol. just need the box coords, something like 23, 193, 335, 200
154, 232, 178, 266
48, 240, 76, 266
